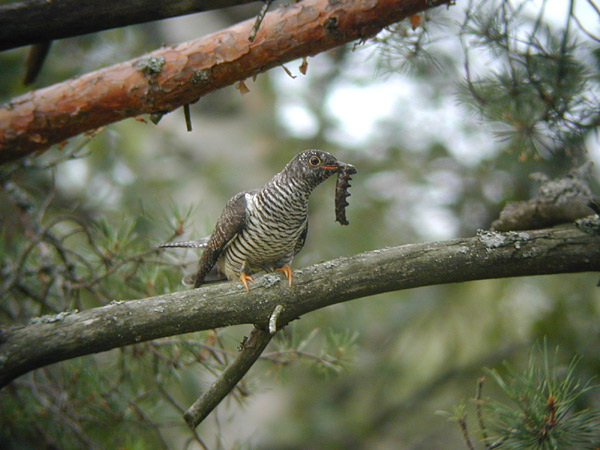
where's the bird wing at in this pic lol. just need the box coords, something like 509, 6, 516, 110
294, 221, 308, 256
193, 190, 252, 288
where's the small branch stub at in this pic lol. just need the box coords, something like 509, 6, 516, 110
269, 304, 284, 335
248, 0, 273, 42
183, 104, 192, 131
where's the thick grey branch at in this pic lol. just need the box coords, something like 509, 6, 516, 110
0, 0, 259, 51
1, 225, 599, 388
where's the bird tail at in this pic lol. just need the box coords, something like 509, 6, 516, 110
182, 266, 227, 286
157, 237, 209, 249
182, 273, 197, 285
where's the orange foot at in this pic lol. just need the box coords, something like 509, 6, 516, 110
240, 272, 254, 292
275, 264, 293, 288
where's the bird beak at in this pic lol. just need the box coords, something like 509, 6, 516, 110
332, 161, 357, 174
321, 161, 357, 173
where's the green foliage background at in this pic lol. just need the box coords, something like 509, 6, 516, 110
1, 1, 600, 449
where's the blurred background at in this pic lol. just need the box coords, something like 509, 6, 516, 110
1, 0, 600, 448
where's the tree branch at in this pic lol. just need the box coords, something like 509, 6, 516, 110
1, 225, 599, 388
0, 0, 259, 51
183, 326, 274, 429
492, 163, 594, 231
0, 0, 450, 164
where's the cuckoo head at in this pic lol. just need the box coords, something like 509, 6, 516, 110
284, 149, 356, 188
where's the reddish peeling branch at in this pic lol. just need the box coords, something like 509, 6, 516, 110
0, 0, 449, 164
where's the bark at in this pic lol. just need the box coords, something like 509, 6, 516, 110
0, 0, 259, 51
492, 163, 595, 231
0, 0, 449, 164
1, 224, 599, 388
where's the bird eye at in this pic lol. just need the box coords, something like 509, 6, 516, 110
309, 155, 321, 166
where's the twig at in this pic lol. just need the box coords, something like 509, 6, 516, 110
183, 104, 192, 132
476, 376, 490, 449
587, 0, 600, 15
571, 12, 600, 43
458, 414, 476, 450
68, 246, 158, 290
183, 326, 274, 429
126, 397, 171, 449
248, 0, 272, 42
25, 373, 98, 449
23, 41, 52, 85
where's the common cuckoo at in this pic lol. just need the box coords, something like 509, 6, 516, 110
161, 149, 356, 291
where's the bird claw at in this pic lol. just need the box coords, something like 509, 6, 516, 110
240, 273, 254, 292
275, 264, 293, 287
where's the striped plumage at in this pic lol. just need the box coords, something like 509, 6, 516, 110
171, 150, 355, 291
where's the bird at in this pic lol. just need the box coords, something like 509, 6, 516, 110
159, 149, 356, 291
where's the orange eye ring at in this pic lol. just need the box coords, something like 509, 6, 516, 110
309, 155, 321, 166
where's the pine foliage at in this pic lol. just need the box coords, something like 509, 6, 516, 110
446, 345, 600, 450
458, 0, 600, 159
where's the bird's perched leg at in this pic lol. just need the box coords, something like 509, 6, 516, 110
240, 272, 254, 292
275, 264, 293, 287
